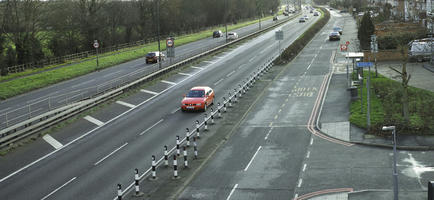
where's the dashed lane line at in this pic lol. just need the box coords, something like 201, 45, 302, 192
40, 177, 76, 200
43, 134, 63, 150
116, 101, 136, 108
178, 72, 192, 76
226, 70, 236, 77
226, 184, 238, 200
94, 142, 128, 166
214, 78, 225, 86
191, 66, 203, 70
139, 119, 164, 136
244, 146, 262, 171
84, 115, 104, 127
140, 89, 159, 95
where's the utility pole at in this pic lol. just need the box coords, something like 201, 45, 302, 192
225, 0, 228, 42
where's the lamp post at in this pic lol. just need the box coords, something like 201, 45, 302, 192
156, 0, 162, 69
382, 125, 398, 200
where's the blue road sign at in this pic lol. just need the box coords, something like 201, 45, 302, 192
357, 62, 373, 67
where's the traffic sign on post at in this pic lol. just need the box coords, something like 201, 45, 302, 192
166, 38, 174, 47
357, 62, 373, 68
346, 41, 350, 45
93, 40, 99, 49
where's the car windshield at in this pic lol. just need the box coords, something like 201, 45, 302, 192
146, 52, 156, 57
333, 27, 341, 31
187, 90, 205, 98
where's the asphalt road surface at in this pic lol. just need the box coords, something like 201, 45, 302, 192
0, 12, 296, 130
0, 8, 319, 200
177, 10, 434, 200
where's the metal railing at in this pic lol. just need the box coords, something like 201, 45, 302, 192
114, 53, 277, 200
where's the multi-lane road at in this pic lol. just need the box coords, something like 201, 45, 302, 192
0, 7, 319, 200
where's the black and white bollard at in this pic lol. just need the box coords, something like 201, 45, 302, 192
151, 155, 157, 180
117, 184, 123, 200
195, 120, 200, 138
176, 135, 180, 156
233, 89, 238, 102
134, 168, 144, 196
164, 145, 169, 167
186, 128, 190, 147
217, 103, 222, 118
173, 155, 179, 179
238, 85, 242, 98
210, 108, 215, 124
228, 93, 233, 107
193, 136, 198, 159
204, 114, 208, 131
183, 146, 188, 168
223, 98, 227, 112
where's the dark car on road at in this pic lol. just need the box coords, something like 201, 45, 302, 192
146, 52, 165, 64
314, 12, 319, 16
273, 16, 279, 21
329, 32, 341, 41
213, 30, 223, 38
299, 17, 306, 23
333, 27, 343, 35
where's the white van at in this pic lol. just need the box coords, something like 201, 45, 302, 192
408, 38, 433, 62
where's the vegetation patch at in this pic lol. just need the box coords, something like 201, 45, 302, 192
350, 72, 434, 135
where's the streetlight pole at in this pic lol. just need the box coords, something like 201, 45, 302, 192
157, 0, 162, 69
383, 126, 398, 200
225, 0, 228, 43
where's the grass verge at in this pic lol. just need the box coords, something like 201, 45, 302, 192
349, 71, 434, 135
0, 15, 274, 100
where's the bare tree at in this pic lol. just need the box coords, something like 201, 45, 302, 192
390, 45, 411, 123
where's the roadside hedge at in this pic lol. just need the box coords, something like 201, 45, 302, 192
276, 7, 330, 64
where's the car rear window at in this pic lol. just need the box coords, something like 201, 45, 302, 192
187, 90, 205, 98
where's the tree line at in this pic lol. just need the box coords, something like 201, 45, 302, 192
0, 0, 279, 75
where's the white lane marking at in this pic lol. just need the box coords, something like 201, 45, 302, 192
191, 66, 203, 70
84, 115, 104, 127
140, 89, 159, 95
103, 70, 123, 78
161, 80, 176, 85
274, 115, 278, 120
214, 78, 224, 86
302, 163, 307, 172
238, 64, 246, 69
71, 79, 94, 89
40, 177, 76, 200
203, 61, 215, 64
226, 70, 236, 77
306, 151, 310, 158
244, 146, 262, 171
178, 72, 192, 76
226, 184, 239, 200
42, 134, 63, 150
264, 127, 273, 140
139, 119, 164, 136
215, 56, 224, 59
297, 178, 303, 187
0, 59, 207, 183
94, 142, 128, 166
278, 109, 282, 113
310, 138, 313, 145
171, 108, 181, 114
116, 101, 136, 108
248, 57, 255, 62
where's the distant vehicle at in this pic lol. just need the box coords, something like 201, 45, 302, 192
213, 30, 223, 38
283, 11, 289, 16
146, 51, 165, 64
333, 27, 343, 35
313, 12, 319, 16
304, 15, 309, 20
181, 86, 215, 112
299, 17, 305, 23
227, 32, 238, 40
310, 10, 313, 13
408, 38, 434, 62
329, 32, 340, 41
273, 16, 279, 21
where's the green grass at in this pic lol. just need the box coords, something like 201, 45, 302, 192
349, 71, 434, 135
0, 15, 274, 99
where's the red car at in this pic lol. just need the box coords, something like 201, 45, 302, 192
181, 86, 215, 112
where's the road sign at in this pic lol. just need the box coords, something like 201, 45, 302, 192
340, 44, 347, 51
357, 62, 373, 67
166, 38, 174, 47
275, 30, 284, 40
346, 41, 350, 45
93, 41, 99, 49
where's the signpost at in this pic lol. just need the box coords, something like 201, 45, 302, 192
166, 37, 175, 64
93, 40, 99, 69
275, 30, 284, 60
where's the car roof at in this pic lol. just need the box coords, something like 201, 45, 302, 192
191, 86, 210, 90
